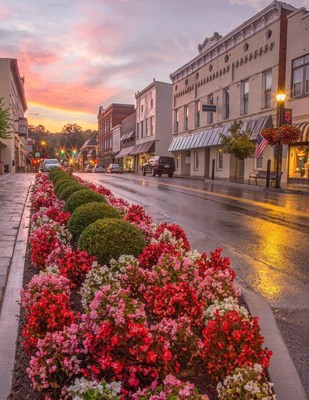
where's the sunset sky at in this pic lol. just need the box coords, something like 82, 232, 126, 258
1, 0, 308, 132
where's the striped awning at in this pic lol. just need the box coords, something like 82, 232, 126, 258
293, 122, 309, 142
131, 140, 155, 156
116, 146, 135, 158
168, 115, 272, 152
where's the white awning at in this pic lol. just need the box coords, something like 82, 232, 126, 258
168, 115, 272, 152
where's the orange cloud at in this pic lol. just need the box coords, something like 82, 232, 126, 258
27, 102, 98, 132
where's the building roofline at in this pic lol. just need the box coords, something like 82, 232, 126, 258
170, 1, 297, 82
6, 58, 27, 112
97, 103, 135, 118
135, 78, 172, 98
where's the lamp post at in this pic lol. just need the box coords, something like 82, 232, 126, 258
275, 92, 286, 189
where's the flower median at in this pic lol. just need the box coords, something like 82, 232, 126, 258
21, 171, 277, 399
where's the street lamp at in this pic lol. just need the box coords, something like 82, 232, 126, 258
275, 91, 286, 189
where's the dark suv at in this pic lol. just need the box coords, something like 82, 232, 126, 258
142, 156, 175, 177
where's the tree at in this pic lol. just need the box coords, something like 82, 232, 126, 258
220, 120, 255, 181
60, 123, 84, 150
0, 97, 10, 140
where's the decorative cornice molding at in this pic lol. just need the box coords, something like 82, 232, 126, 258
170, 1, 294, 84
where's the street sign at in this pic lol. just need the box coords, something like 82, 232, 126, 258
35, 152, 40, 157
18, 117, 28, 137
202, 104, 217, 112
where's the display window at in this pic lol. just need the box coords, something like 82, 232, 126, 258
288, 144, 309, 179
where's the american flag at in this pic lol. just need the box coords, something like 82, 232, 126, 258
255, 132, 268, 158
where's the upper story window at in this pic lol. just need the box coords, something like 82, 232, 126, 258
207, 94, 214, 124
292, 54, 309, 97
241, 79, 249, 115
223, 88, 230, 120
184, 105, 189, 130
150, 98, 153, 108
174, 109, 179, 133
262, 69, 272, 109
195, 100, 201, 128
151, 116, 154, 135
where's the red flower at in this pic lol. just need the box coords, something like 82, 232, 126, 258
262, 125, 302, 145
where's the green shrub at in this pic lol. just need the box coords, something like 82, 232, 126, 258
64, 189, 107, 214
58, 184, 87, 202
50, 170, 69, 184
78, 218, 146, 265
68, 202, 122, 241
54, 178, 77, 197
48, 168, 62, 179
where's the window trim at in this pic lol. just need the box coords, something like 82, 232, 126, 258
193, 150, 199, 170
262, 69, 272, 109
292, 54, 309, 97
223, 88, 230, 120
217, 149, 223, 170
241, 79, 249, 115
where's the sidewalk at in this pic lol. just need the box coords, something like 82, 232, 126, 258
0, 172, 307, 400
0, 173, 34, 400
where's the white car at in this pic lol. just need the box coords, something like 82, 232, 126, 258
41, 159, 61, 172
92, 164, 106, 173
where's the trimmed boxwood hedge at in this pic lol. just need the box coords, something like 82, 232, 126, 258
54, 178, 77, 196
49, 169, 67, 182
58, 184, 87, 202
78, 218, 146, 265
64, 189, 107, 213
68, 201, 122, 241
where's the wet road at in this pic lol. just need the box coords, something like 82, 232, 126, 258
79, 172, 309, 395
79, 173, 309, 305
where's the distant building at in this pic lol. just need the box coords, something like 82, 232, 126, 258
133, 79, 172, 173
168, 1, 303, 184
116, 112, 136, 171
0, 58, 28, 173
285, 6, 309, 184
79, 136, 98, 171
97, 103, 135, 167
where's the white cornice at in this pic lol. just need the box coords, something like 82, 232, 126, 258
170, 1, 296, 84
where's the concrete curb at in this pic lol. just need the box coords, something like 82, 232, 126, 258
0, 181, 32, 400
240, 285, 307, 400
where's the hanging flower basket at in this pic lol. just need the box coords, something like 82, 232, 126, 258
262, 125, 302, 145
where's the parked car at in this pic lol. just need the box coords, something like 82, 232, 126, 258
84, 164, 94, 173
142, 156, 175, 177
40, 158, 61, 172
92, 164, 106, 173
107, 163, 123, 173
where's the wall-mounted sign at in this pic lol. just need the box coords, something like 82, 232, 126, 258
202, 104, 217, 112
18, 117, 28, 137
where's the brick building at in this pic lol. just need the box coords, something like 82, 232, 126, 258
97, 103, 135, 167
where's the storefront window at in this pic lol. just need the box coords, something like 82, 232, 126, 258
288, 145, 309, 179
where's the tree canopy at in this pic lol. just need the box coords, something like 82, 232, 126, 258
0, 97, 11, 140
220, 120, 255, 181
